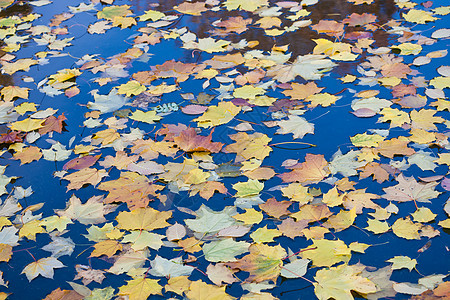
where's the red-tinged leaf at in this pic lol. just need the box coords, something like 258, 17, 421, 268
63, 154, 101, 171
39, 114, 67, 135
181, 105, 208, 115
174, 128, 223, 153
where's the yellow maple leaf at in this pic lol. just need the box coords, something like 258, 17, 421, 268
410, 109, 444, 131
301, 239, 351, 267
194, 101, 241, 128
250, 226, 281, 243
186, 280, 234, 300
403, 9, 437, 24
434, 153, 450, 165
47, 68, 82, 85
112, 16, 137, 29
117, 80, 146, 97
129, 110, 161, 124
224, 132, 272, 161
365, 218, 390, 234
233, 85, 265, 99
314, 264, 377, 300
307, 93, 341, 107
1, 58, 38, 75
41, 215, 73, 232
324, 208, 356, 232
14, 102, 37, 115
90, 240, 123, 258
392, 42, 422, 55
139, 10, 165, 22
224, 0, 269, 12
166, 276, 191, 295
93, 128, 120, 145
62, 168, 108, 190
116, 207, 172, 231
183, 168, 210, 185
233, 179, 263, 197
233, 208, 263, 225
1, 86, 29, 101
392, 217, 421, 240
378, 107, 410, 128
118, 278, 162, 300
411, 207, 437, 223
322, 187, 345, 207
19, 220, 45, 240
9, 118, 45, 132
281, 183, 313, 205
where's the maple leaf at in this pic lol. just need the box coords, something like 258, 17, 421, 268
282, 82, 323, 100
9, 118, 45, 132
383, 174, 440, 203
62, 168, 108, 190
259, 197, 291, 219
314, 264, 377, 300
214, 16, 252, 34
233, 179, 263, 197
202, 238, 250, 262
311, 20, 345, 37
97, 5, 132, 20
116, 207, 171, 231
117, 80, 146, 97
174, 128, 223, 153
190, 181, 227, 200
224, 132, 272, 161
56, 195, 111, 225
108, 249, 149, 275
193, 101, 241, 128
207, 263, 238, 286
343, 13, 377, 26
227, 244, 286, 282
392, 217, 421, 240
118, 278, 162, 300
148, 256, 194, 278
22, 257, 64, 281
98, 172, 164, 208
267, 54, 336, 82
250, 226, 281, 243
387, 256, 417, 271
276, 115, 314, 139
174, 2, 208, 15
186, 280, 234, 300
291, 204, 333, 223
224, 0, 269, 12
277, 218, 308, 239
280, 153, 330, 184
12, 146, 42, 165
376, 137, 415, 158
1, 86, 29, 101
43, 288, 82, 300
90, 240, 123, 258
300, 239, 351, 267
185, 205, 237, 234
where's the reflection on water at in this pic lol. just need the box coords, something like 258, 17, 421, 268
0, 2, 33, 86
130, 0, 397, 56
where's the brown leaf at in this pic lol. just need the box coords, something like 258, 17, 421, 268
376, 137, 415, 158
277, 218, 308, 239
259, 197, 291, 219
